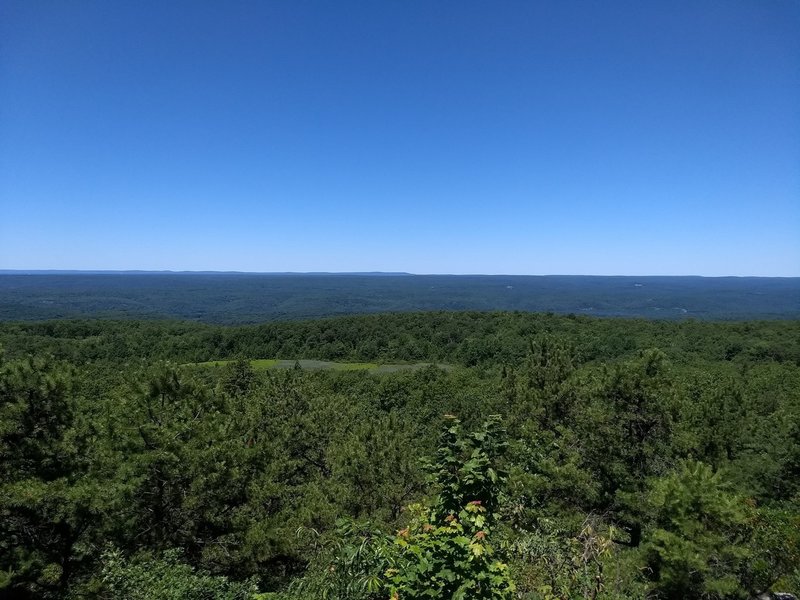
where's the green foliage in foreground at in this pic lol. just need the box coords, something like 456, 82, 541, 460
641, 461, 753, 599
285, 416, 515, 600
100, 548, 258, 600
1, 312, 798, 599
389, 416, 514, 600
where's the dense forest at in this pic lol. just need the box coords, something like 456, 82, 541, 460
2, 273, 799, 322
1, 311, 798, 598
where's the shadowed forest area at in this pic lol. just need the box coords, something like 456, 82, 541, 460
2, 273, 799, 322
1, 311, 798, 598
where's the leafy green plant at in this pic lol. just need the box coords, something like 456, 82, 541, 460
288, 519, 395, 600
283, 415, 515, 600
387, 415, 515, 600
100, 547, 258, 600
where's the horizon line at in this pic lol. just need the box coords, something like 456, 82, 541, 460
1, 269, 798, 279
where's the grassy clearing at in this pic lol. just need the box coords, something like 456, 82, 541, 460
331, 362, 378, 371
190, 358, 279, 370
185, 358, 445, 373
251, 359, 281, 369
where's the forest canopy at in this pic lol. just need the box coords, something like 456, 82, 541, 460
1, 311, 798, 599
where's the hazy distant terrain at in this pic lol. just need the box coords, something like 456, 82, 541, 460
1, 272, 797, 322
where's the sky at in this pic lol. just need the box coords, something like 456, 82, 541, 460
1, 1, 798, 276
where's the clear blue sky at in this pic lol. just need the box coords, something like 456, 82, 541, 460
1, 1, 798, 275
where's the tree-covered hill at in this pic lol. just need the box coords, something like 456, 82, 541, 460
2, 273, 799, 322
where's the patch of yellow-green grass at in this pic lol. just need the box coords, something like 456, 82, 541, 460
187, 359, 229, 368
331, 362, 379, 371
186, 358, 279, 370
186, 359, 419, 373
250, 359, 280, 370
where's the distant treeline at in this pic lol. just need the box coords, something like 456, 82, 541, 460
1, 311, 799, 368
1, 273, 799, 322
